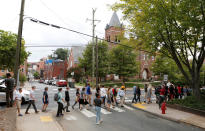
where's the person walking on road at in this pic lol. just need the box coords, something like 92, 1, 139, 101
132, 86, 137, 103
64, 87, 70, 112
94, 93, 102, 125
56, 88, 65, 117
79, 87, 88, 110
42, 87, 49, 112
5, 73, 15, 107
136, 86, 141, 103
86, 84, 92, 106
147, 84, 152, 104
119, 86, 125, 107
100, 85, 106, 107
112, 86, 118, 107
25, 86, 39, 114
144, 84, 148, 103
15, 88, 23, 116
72, 88, 80, 109
106, 87, 112, 111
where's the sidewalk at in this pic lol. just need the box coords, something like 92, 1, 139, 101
0, 107, 16, 131
131, 103, 205, 129
17, 109, 63, 131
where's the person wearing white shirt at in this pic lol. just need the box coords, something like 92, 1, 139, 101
25, 86, 39, 114
16, 88, 23, 116
100, 86, 106, 107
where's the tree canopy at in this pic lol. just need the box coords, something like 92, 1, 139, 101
0, 30, 29, 71
113, 0, 205, 98
79, 41, 109, 80
109, 40, 138, 82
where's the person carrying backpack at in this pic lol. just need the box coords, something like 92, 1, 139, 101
119, 86, 125, 107
56, 88, 65, 117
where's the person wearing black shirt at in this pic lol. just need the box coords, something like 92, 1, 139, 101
42, 87, 49, 112
5, 73, 15, 107
64, 87, 70, 112
94, 93, 102, 125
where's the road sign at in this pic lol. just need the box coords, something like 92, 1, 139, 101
164, 75, 168, 81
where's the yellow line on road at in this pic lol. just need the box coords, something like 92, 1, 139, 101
40, 116, 53, 122
133, 103, 146, 109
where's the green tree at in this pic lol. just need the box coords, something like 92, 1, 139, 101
0, 30, 29, 71
152, 53, 187, 84
109, 41, 137, 83
79, 41, 109, 81
33, 72, 40, 79
113, 0, 205, 99
54, 48, 69, 60
67, 67, 83, 83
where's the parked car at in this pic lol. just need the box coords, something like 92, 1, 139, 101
48, 80, 54, 85
0, 80, 30, 104
57, 80, 67, 87
52, 80, 58, 86
44, 80, 49, 84
38, 79, 44, 83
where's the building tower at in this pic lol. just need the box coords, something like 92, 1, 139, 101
105, 12, 124, 49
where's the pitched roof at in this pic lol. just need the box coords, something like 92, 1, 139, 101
109, 12, 121, 27
71, 46, 86, 63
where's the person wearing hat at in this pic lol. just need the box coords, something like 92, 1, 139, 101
119, 86, 125, 107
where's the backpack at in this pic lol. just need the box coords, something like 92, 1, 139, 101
54, 93, 59, 101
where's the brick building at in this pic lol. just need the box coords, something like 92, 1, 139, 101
44, 59, 68, 80
105, 12, 155, 80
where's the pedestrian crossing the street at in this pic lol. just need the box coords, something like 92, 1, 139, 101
63, 104, 135, 122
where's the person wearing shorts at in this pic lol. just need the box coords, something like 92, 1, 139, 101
106, 87, 112, 111
42, 87, 49, 112
16, 88, 23, 116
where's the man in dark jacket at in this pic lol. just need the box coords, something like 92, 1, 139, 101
64, 87, 70, 112
5, 73, 15, 107
136, 86, 141, 103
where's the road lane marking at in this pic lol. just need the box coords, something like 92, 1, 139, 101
123, 105, 134, 111
133, 103, 146, 109
81, 109, 96, 117
40, 116, 53, 122
111, 107, 125, 112
65, 115, 77, 120
101, 108, 112, 114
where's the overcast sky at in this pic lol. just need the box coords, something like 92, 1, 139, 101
0, 0, 123, 62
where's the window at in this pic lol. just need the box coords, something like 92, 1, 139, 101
152, 56, 155, 60
115, 36, 118, 42
107, 36, 111, 42
143, 54, 146, 60
70, 61, 73, 67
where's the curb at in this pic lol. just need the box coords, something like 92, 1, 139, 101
129, 104, 205, 130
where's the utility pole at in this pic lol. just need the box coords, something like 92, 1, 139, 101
14, 0, 25, 85
95, 36, 98, 88
87, 9, 100, 88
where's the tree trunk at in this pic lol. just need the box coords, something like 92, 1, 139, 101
191, 71, 201, 100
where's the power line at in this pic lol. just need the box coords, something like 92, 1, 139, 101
28, 17, 133, 48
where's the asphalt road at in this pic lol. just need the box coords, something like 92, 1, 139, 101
17, 82, 203, 131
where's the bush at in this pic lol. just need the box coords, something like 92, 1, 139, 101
167, 94, 205, 111
19, 74, 26, 84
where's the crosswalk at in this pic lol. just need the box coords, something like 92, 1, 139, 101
64, 104, 135, 121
